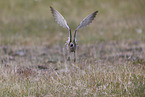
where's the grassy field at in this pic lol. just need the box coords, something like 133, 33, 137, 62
0, 0, 145, 96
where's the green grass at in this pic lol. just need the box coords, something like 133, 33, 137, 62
0, 0, 145, 96
0, 0, 145, 45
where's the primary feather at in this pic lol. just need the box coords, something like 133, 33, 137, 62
50, 6, 70, 30
76, 11, 98, 31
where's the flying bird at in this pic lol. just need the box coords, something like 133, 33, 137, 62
50, 6, 98, 62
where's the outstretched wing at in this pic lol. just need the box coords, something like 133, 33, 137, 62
50, 6, 70, 30
50, 6, 72, 42
75, 11, 98, 31
74, 11, 98, 42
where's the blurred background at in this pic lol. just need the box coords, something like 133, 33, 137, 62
0, 0, 144, 46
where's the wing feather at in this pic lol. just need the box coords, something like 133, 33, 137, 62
50, 6, 70, 30
76, 11, 98, 31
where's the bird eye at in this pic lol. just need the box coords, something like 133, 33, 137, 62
70, 43, 73, 47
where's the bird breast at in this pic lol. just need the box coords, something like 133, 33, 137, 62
69, 43, 76, 52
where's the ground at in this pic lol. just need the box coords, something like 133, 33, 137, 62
0, 0, 145, 96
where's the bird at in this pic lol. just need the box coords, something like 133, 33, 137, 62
50, 6, 98, 62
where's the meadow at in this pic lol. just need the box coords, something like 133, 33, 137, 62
0, 0, 145, 96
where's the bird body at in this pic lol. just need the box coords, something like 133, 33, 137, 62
50, 7, 98, 62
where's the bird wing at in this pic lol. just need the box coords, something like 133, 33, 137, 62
75, 11, 98, 31
50, 6, 70, 30
74, 11, 98, 42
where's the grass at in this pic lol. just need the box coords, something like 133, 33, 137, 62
0, 0, 145, 96
0, 59, 144, 96
0, 0, 145, 45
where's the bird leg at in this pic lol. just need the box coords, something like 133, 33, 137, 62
74, 51, 76, 62
67, 47, 71, 61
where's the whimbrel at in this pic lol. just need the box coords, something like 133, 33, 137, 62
50, 7, 98, 62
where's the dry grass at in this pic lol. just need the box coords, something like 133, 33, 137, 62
0, 0, 145, 96
0, 40, 145, 96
